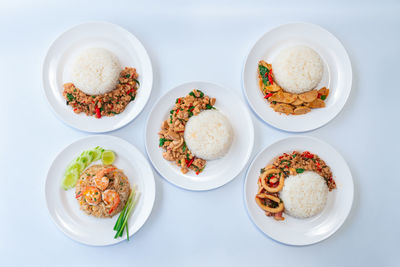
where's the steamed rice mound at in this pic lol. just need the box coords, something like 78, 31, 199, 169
184, 110, 233, 160
280, 171, 328, 218
71, 48, 121, 95
273, 46, 323, 94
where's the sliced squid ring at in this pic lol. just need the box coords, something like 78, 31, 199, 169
255, 193, 284, 213
260, 169, 284, 193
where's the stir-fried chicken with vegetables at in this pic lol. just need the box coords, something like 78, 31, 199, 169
63, 67, 139, 118
255, 150, 336, 221
258, 60, 329, 115
158, 89, 216, 174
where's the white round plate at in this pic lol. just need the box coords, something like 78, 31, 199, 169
145, 81, 254, 191
244, 136, 353, 246
243, 22, 352, 132
43, 22, 153, 133
45, 135, 155, 246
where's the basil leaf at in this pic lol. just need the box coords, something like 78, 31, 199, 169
258, 64, 270, 86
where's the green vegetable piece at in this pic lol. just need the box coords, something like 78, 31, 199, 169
320, 95, 327, 100
132, 78, 140, 86
258, 64, 270, 86
125, 74, 131, 78
66, 93, 75, 102
113, 186, 139, 240
62, 167, 79, 190
182, 142, 187, 152
296, 168, 305, 174
159, 138, 171, 147
206, 104, 215, 110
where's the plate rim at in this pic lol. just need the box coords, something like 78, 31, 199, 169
45, 134, 156, 246
243, 135, 354, 246
42, 21, 153, 133
145, 80, 255, 191
242, 22, 353, 132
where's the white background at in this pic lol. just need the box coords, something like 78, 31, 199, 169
0, 0, 398, 266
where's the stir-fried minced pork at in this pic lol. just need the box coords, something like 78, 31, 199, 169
63, 67, 139, 118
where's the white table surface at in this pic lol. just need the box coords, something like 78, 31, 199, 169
1, 0, 399, 266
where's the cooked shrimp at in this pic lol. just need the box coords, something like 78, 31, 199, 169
102, 189, 120, 214
82, 186, 102, 206
93, 167, 116, 191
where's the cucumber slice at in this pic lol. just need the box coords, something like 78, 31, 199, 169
92, 147, 104, 161
62, 167, 79, 190
66, 162, 80, 173
62, 146, 107, 190
75, 156, 88, 171
83, 150, 95, 162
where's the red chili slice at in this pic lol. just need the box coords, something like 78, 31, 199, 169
95, 107, 101, 118
264, 93, 273, 99
268, 73, 273, 84
186, 157, 195, 167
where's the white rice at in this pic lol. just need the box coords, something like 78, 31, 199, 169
184, 110, 233, 160
71, 48, 121, 95
272, 46, 323, 94
280, 171, 328, 218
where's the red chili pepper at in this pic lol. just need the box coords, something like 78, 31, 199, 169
178, 98, 181, 104
176, 109, 180, 114
75, 193, 82, 199
268, 73, 273, 84
108, 206, 116, 214
95, 107, 101, 118
264, 93, 273, 99
186, 157, 195, 167
73, 108, 78, 112
302, 151, 314, 159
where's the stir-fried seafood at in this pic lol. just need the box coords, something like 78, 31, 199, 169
255, 150, 336, 221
